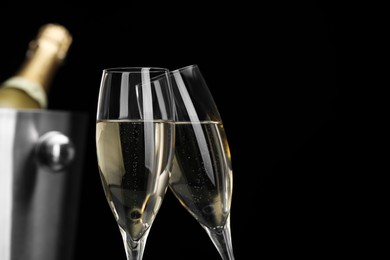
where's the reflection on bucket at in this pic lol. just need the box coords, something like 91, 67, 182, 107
0, 109, 88, 260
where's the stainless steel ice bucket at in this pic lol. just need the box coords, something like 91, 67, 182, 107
0, 109, 88, 260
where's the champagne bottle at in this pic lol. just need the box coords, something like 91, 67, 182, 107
0, 23, 72, 109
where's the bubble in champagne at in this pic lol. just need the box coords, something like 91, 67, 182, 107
128, 208, 142, 221
202, 205, 215, 215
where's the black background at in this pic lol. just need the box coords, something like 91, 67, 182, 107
1, 2, 344, 259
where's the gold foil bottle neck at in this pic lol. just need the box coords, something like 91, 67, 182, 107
28, 23, 73, 61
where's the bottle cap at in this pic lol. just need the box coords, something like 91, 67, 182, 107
29, 23, 73, 60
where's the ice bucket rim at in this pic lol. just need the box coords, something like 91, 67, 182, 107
0, 108, 88, 117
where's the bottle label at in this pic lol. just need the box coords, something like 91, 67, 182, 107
2, 76, 47, 108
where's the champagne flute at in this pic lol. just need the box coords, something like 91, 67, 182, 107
96, 67, 175, 260
168, 65, 235, 259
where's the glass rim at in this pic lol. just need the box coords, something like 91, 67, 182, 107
171, 64, 199, 74
103, 67, 169, 74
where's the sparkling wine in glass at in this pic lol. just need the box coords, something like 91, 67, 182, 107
96, 68, 175, 260
169, 65, 235, 260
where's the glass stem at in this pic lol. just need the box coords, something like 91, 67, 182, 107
119, 226, 150, 260
203, 215, 235, 260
